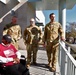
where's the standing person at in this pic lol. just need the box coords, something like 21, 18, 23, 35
43, 13, 64, 72
3, 16, 22, 49
23, 18, 42, 67
0, 34, 21, 75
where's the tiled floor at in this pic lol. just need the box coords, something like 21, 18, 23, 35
19, 48, 60, 75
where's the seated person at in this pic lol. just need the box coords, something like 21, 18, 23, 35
0, 35, 29, 75
19, 55, 30, 75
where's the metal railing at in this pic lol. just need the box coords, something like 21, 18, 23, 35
0, 0, 27, 23
59, 41, 76, 75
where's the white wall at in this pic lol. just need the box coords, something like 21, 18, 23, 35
36, 11, 45, 25
36, 11, 45, 31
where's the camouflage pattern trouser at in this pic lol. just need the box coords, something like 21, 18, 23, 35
46, 42, 59, 68
26, 44, 38, 64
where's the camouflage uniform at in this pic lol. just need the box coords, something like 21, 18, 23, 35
3, 22, 22, 49
23, 25, 42, 64
43, 22, 64, 68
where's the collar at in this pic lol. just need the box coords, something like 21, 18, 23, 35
1, 43, 10, 47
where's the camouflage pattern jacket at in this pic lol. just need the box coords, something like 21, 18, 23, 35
23, 25, 42, 44
43, 22, 64, 44
3, 22, 22, 43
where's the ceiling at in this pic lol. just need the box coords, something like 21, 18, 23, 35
28, 0, 76, 10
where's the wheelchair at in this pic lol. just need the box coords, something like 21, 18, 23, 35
0, 55, 30, 75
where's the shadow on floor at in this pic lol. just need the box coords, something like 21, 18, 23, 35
31, 63, 50, 71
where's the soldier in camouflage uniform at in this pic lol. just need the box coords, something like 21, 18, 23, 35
23, 18, 42, 67
43, 13, 64, 72
3, 16, 22, 50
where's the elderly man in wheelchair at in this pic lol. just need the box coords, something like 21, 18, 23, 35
0, 35, 30, 75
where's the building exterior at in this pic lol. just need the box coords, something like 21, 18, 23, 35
0, 0, 76, 49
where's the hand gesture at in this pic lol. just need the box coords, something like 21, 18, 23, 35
13, 58, 20, 64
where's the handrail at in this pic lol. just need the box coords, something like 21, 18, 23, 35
63, 41, 76, 52
0, 0, 27, 23
60, 41, 76, 66
59, 41, 76, 75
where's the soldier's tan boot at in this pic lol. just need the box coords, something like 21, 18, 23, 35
26, 62, 31, 69
47, 62, 52, 68
26, 64, 30, 69
51, 66, 56, 72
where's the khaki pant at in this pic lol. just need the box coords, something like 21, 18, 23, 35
46, 42, 59, 68
26, 44, 38, 64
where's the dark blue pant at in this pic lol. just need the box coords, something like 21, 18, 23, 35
3, 64, 21, 75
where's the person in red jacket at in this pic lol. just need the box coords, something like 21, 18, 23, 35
0, 34, 21, 75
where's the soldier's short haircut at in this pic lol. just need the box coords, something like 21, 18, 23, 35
49, 13, 54, 18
